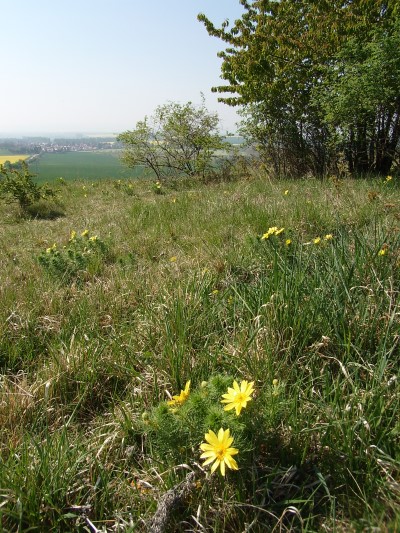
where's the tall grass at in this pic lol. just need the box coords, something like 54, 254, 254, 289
0, 173, 399, 531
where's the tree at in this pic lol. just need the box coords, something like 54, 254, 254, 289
198, 0, 400, 177
315, 18, 400, 175
117, 99, 224, 179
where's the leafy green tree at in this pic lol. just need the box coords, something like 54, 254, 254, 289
198, 0, 400, 177
315, 18, 400, 175
118, 99, 224, 179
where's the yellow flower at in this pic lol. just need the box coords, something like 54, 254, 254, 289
386, 175, 392, 182
378, 248, 387, 256
81, 229, 89, 238
261, 227, 284, 240
221, 380, 255, 416
200, 428, 239, 476
324, 234, 333, 240
284, 189, 289, 195
169, 256, 177, 262
70, 230, 76, 240
313, 237, 321, 245
167, 380, 190, 406
285, 239, 292, 246
89, 235, 98, 242
46, 243, 57, 254
261, 226, 277, 240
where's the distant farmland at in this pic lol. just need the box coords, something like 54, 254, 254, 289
0, 154, 30, 164
28, 151, 145, 183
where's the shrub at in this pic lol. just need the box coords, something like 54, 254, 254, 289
0, 161, 56, 213
38, 230, 109, 284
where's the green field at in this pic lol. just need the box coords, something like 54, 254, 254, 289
29, 151, 145, 183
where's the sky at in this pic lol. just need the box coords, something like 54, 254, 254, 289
1, 0, 245, 137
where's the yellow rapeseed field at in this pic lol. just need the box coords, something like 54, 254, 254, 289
0, 155, 30, 164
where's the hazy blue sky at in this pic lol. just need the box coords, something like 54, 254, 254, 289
1, 0, 245, 136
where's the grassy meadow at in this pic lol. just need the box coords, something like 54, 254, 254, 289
29, 151, 144, 183
0, 170, 399, 531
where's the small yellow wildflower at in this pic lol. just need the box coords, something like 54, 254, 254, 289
200, 428, 239, 476
212, 289, 219, 295
386, 175, 393, 182
81, 229, 89, 238
89, 235, 98, 242
70, 230, 76, 241
378, 248, 387, 256
284, 190, 289, 195
324, 234, 333, 240
167, 380, 191, 406
261, 226, 277, 240
46, 243, 57, 254
169, 256, 177, 262
313, 237, 321, 245
285, 239, 292, 246
221, 380, 255, 416
261, 227, 284, 240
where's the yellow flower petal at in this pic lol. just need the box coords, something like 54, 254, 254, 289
210, 459, 220, 474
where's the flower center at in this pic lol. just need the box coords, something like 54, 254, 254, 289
216, 446, 226, 460
236, 393, 246, 403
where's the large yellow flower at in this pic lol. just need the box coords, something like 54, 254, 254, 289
167, 380, 190, 406
221, 380, 254, 416
200, 428, 239, 476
